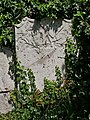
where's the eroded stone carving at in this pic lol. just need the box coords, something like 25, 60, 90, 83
15, 17, 72, 91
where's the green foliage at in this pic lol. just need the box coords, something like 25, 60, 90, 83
0, 0, 90, 47
0, 0, 90, 120
65, 1, 90, 119
65, 38, 77, 80
0, 0, 30, 47
30, 0, 64, 19
0, 63, 74, 120
0, 0, 79, 47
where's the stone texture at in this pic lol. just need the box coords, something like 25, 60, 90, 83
15, 17, 72, 91
0, 46, 14, 113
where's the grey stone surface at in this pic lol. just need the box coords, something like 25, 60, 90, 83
0, 46, 14, 113
15, 17, 72, 91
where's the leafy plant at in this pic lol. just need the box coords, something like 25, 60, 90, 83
0, 0, 79, 48
0, 0, 90, 120
65, 1, 90, 119
0, 62, 74, 120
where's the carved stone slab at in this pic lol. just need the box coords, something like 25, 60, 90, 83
15, 17, 72, 91
0, 46, 14, 113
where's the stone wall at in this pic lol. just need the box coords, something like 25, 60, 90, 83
0, 46, 14, 113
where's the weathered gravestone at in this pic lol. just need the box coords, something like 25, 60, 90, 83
0, 46, 14, 113
15, 17, 72, 91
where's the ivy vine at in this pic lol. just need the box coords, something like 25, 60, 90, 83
0, 0, 80, 48
0, 0, 90, 120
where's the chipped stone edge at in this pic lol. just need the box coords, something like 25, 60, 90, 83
15, 17, 35, 28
